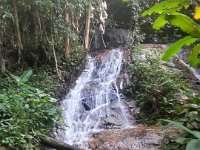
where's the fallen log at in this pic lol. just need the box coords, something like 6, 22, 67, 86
40, 135, 84, 150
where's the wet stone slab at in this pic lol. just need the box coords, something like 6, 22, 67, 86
88, 125, 179, 150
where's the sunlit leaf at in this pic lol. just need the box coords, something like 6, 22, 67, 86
166, 12, 200, 37
121, 0, 130, 3
162, 36, 199, 61
20, 70, 33, 84
194, 6, 200, 20
11, 70, 33, 84
189, 44, 200, 67
142, 0, 190, 16
11, 74, 20, 82
153, 13, 167, 30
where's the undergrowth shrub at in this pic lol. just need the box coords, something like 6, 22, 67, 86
0, 72, 60, 149
124, 45, 200, 149
163, 96, 200, 150
124, 45, 193, 124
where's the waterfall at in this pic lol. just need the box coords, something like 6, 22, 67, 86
57, 48, 132, 148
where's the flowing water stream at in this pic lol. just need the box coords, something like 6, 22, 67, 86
57, 48, 133, 149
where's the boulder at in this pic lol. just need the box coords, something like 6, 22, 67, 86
91, 28, 129, 50
89, 125, 180, 150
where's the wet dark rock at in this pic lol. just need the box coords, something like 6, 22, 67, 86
109, 93, 118, 102
91, 28, 129, 51
81, 97, 94, 110
103, 116, 124, 126
82, 102, 91, 111
104, 28, 129, 48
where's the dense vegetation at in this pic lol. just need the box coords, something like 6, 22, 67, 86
0, 70, 60, 149
125, 46, 190, 123
0, 0, 200, 149
124, 45, 200, 150
128, 0, 200, 149
142, 0, 200, 67
0, 0, 106, 78
0, 0, 105, 149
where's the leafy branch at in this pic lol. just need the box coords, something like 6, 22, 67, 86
142, 0, 200, 67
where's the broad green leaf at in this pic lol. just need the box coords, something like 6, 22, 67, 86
10, 74, 20, 82
191, 131, 200, 139
186, 139, 200, 150
121, 0, 130, 3
153, 13, 167, 30
19, 70, 33, 84
166, 13, 200, 37
163, 120, 200, 139
175, 137, 190, 144
162, 36, 198, 61
142, 0, 190, 16
189, 44, 200, 67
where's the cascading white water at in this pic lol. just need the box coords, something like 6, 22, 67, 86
58, 48, 132, 148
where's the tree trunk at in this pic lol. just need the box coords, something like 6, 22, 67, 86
83, 2, 92, 50
75, 13, 80, 32
12, 0, 23, 63
35, 6, 42, 39
47, 11, 61, 79
64, 9, 70, 59
0, 45, 5, 74
52, 34, 61, 80
25, 14, 30, 43
40, 135, 83, 150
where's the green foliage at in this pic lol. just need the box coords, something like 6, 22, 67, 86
0, 72, 60, 149
176, 96, 200, 130
142, 0, 200, 67
153, 13, 167, 30
141, 0, 190, 16
0, 0, 102, 72
188, 44, 200, 67
29, 70, 59, 98
165, 13, 200, 37
124, 46, 192, 124
186, 139, 200, 150
163, 120, 200, 139
162, 36, 198, 61
11, 70, 33, 84
125, 45, 200, 149
163, 96, 200, 150
163, 120, 200, 150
